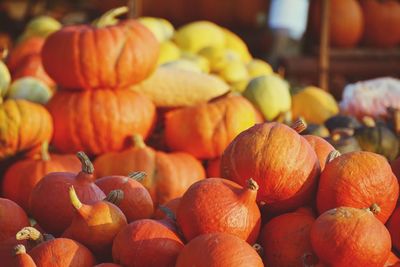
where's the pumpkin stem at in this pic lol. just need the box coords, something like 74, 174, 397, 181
69, 186, 83, 210
92, 6, 128, 28
105, 190, 124, 206
158, 205, 176, 221
326, 150, 341, 164
369, 203, 381, 215
128, 171, 147, 182
252, 243, 263, 257
16, 227, 44, 243
246, 178, 259, 191
362, 116, 376, 127
76, 151, 94, 174
131, 135, 146, 148
14, 244, 26, 255
40, 141, 50, 161
291, 118, 307, 133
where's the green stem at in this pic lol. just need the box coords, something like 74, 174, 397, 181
69, 186, 82, 210
93, 6, 128, 28
41, 141, 50, 161
128, 171, 147, 182
105, 189, 124, 206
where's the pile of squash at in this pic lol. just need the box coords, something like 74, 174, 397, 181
2, 6, 400, 267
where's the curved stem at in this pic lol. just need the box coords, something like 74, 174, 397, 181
69, 186, 82, 210
16, 227, 43, 243
14, 244, 26, 255
93, 6, 128, 28
291, 118, 307, 133
76, 151, 94, 174
128, 171, 146, 182
252, 243, 263, 257
41, 141, 50, 161
369, 203, 381, 215
131, 134, 146, 148
105, 190, 124, 206
246, 178, 259, 191
326, 150, 341, 164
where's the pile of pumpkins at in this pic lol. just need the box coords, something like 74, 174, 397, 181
2, 6, 400, 267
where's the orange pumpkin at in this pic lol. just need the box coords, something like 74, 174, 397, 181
47, 89, 156, 156
317, 151, 399, 223
2, 142, 80, 212
7, 37, 45, 73
385, 252, 400, 267
0, 99, 53, 160
303, 135, 335, 170
311, 206, 391, 266
165, 94, 260, 159
10, 244, 36, 267
153, 198, 181, 220
309, 0, 364, 47
206, 157, 221, 177
12, 54, 55, 88
0, 198, 29, 243
42, 10, 159, 90
361, 0, 400, 48
221, 121, 320, 214
93, 135, 205, 205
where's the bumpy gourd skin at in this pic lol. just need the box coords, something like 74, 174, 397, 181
0, 99, 53, 160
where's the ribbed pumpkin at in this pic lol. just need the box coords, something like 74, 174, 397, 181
260, 207, 318, 267
317, 151, 399, 223
12, 54, 55, 88
361, 0, 400, 48
10, 244, 36, 267
62, 187, 127, 258
311, 206, 391, 267
176, 178, 260, 244
387, 206, 400, 252
16, 227, 96, 267
175, 233, 264, 267
29, 152, 106, 235
303, 135, 335, 170
221, 120, 320, 214
42, 8, 159, 90
0, 98, 53, 160
112, 219, 184, 267
47, 89, 156, 156
93, 135, 205, 205
2, 142, 80, 212
95, 172, 154, 222
165, 94, 260, 159
7, 37, 45, 73
0, 198, 29, 243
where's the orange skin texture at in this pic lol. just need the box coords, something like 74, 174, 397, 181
0, 99, 53, 160
317, 151, 399, 223
221, 122, 320, 214
0, 238, 28, 267
93, 142, 205, 205
206, 157, 221, 177
176, 178, 261, 244
47, 90, 156, 156
42, 20, 159, 90
12, 54, 55, 88
310, 207, 391, 267
309, 0, 364, 47
304, 135, 335, 170
361, 0, 400, 48
62, 201, 128, 257
29, 171, 106, 236
7, 37, 45, 72
387, 206, 400, 252
2, 154, 80, 212
11, 251, 36, 267
112, 219, 184, 267
29, 238, 95, 267
153, 197, 181, 220
0, 198, 29, 242
175, 233, 264, 267
385, 252, 400, 266
165, 95, 260, 159
95, 175, 154, 223
260, 207, 318, 267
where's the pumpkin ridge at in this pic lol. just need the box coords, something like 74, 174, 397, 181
12, 101, 23, 153
74, 29, 86, 89
211, 103, 228, 157
112, 28, 128, 87
20, 101, 42, 151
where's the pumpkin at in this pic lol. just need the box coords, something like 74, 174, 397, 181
0, 60, 11, 97
12, 54, 55, 88
309, 0, 364, 47
317, 151, 399, 223
221, 120, 320, 214
112, 219, 184, 267
47, 89, 156, 156
130, 66, 229, 108
243, 74, 291, 121
176, 178, 261, 244
304, 135, 335, 170
0, 237, 28, 267
310, 206, 391, 267
206, 157, 221, 177
62, 186, 127, 258
7, 37, 45, 73
0, 98, 53, 160
175, 233, 264, 267
16, 227, 96, 267
260, 207, 319, 267
7, 77, 53, 104
324, 114, 361, 133
42, 8, 159, 90
165, 94, 259, 159
153, 197, 181, 220
93, 135, 205, 205
291, 86, 339, 124
387, 206, 400, 252
361, 0, 400, 48
29, 152, 106, 235
0, 198, 29, 243
10, 244, 36, 267
95, 172, 154, 222
2, 142, 80, 212
385, 252, 400, 267
325, 129, 362, 154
